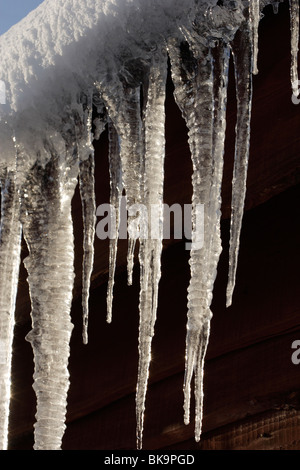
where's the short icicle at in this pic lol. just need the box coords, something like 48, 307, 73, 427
249, 0, 260, 75
100, 79, 144, 287
106, 121, 123, 324
119, 88, 143, 287
289, 0, 299, 98
21, 152, 79, 450
0, 169, 22, 450
207, 42, 230, 283
226, 23, 254, 308
135, 50, 167, 450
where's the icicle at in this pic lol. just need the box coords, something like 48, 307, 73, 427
119, 87, 143, 288
106, 121, 122, 324
99, 78, 144, 287
135, 50, 167, 450
289, 0, 299, 98
182, 49, 215, 442
169, 34, 230, 441
0, 169, 22, 450
21, 152, 78, 450
209, 42, 230, 268
79, 153, 96, 344
249, 0, 260, 75
272, 2, 280, 14
212, 43, 230, 173
226, 23, 253, 308
188, 42, 230, 440
168, 40, 209, 441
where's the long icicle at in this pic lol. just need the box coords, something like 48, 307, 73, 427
226, 22, 253, 308
188, 41, 231, 441
136, 50, 167, 450
106, 121, 123, 324
169, 29, 230, 440
169, 38, 218, 441
79, 153, 96, 344
77, 94, 97, 344
183, 47, 215, 442
22, 152, 78, 450
0, 169, 22, 450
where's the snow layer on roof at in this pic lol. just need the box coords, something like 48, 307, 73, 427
0, 0, 272, 167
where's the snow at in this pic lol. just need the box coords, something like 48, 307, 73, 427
0, 0, 298, 451
0, 0, 195, 165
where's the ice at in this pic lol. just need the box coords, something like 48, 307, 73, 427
106, 121, 122, 324
96, 60, 143, 287
75, 89, 97, 344
272, 2, 280, 14
21, 152, 78, 450
249, 0, 260, 75
0, 0, 297, 451
169, 31, 230, 440
289, 0, 299, 96
0, 170, 22, 450
226, 22, 253, 308
79, 153, 96, 344
136, 50, 167, 449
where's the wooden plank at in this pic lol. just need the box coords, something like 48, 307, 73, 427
165, 409, 300, 450
8, 329, 300, 450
